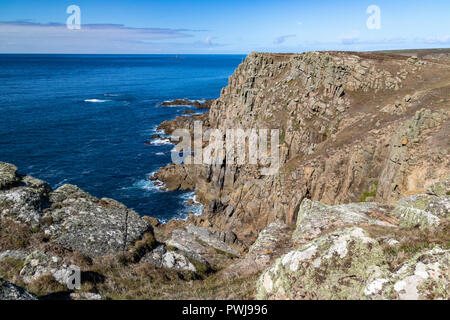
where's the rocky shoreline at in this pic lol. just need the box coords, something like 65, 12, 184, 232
1, 49, 449, 300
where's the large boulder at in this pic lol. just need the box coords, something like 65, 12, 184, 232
292, 199, 398, 244
44, 185, 151, 258
19, 251, 74, 285
0, 162, 19, 190
185, 225, 239, 257
141, 244, 196, 272
256, 227, 388, 300
222, 222, 291, 279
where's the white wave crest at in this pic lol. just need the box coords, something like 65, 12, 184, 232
84, 99, 111, 103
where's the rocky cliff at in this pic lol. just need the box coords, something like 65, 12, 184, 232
156, 50, 450, 248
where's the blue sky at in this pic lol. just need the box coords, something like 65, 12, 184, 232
0, 0, 449, 53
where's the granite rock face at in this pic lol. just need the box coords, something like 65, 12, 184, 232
0, 163, 151, 258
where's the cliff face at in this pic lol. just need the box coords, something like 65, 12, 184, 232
157, 51, 450, 246
1, 50, 449, 300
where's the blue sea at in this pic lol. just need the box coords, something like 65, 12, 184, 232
0, 54, 245, 222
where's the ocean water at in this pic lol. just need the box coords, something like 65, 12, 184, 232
0, 54, 245, 222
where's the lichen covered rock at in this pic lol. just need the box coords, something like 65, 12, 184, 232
391, 194, 449, 228
19, 251, 74, 285
365, 248, 449, 300
0, 162, 19, 190
257, 227, 387, 300
141, 244, 196, 272
44, 187, 151, 257
292, 199, 397, 244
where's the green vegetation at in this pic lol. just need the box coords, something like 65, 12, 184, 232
360, 181, 379, 202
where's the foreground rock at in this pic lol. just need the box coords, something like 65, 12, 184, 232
0, 278, 37, 300
391, 194, 449, 228
0, 162, 151, 258
366, 247, 449, 300
292, 199, 398, 244
44, 184, 151, 257
141, 244, 196, 272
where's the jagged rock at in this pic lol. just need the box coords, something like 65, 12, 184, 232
292, 199, 397, 244
19, 251, 74, 285
44, 188, 151, 257
222, 222, 291, 279
22, 175, 51, 195
256, 227, 388, 300
391, 194, 449, 228
0, 278, 37, 300
156, 51, 450, 248
141, 244, 201, 273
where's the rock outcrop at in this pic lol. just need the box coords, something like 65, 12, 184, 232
1, 49, 449, 300
0, 162, 151, 258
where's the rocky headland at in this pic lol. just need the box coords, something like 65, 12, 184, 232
1, 49, 449, 300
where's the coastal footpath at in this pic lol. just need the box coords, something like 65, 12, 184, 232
1, 49, 449, 299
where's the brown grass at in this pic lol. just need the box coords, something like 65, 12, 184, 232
364, 219, 450, 271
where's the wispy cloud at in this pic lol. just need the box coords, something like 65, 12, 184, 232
0, 21, 200, 53
421, 35, 450, 44
274, 34, 296, 45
